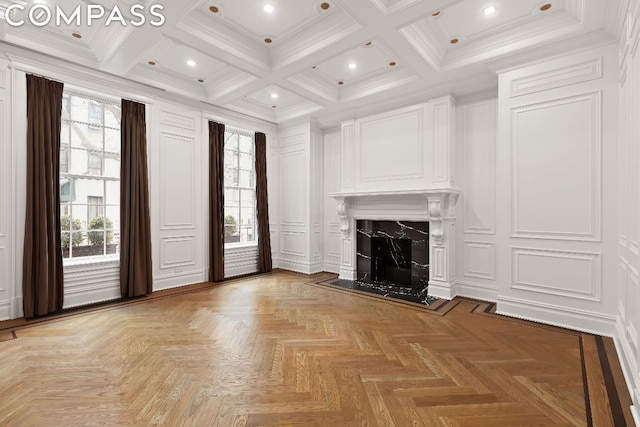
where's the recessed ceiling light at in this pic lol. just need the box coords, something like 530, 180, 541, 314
263, 4, 275, 13
540, 3, 552, 11
320, 2, 330, 10
264, 37, 273, 44
198, 79, 205, 83
484, 6, 496, 15
71, 32, 82, 39
338, 81, 344, 85
271, 93, 278, 99
209, 5, 219, 13
148, 61, 156, 66
272, 105, 277, 109
348, 62, 357, 70
450, 38, 459, 44
389, 61, 396, 67
432, 11, 441, 16
187, 60, 197, 67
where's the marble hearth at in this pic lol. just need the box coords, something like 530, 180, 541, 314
330, 189, 459, 300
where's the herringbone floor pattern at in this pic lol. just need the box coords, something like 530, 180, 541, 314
0, 272, 630, 426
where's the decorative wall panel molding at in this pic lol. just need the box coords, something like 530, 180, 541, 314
160, 110, 197, 132
431, 246, 446, 281
511, 247, 602, 302
159, 133, 196, 230
463, 241, 496, 280
357, 108, 424, 184
497, 295, 617, 337
340, 99, 455, 193
0, 247, 5, 293
463, 100, 496, 235
510, 58, 603, 98
618, 257, 628, 320
159, 235, 197, 269
280, 149, 307, 226
511, 92, 602, 242
326, 232, 342, 259
279, 131, 307, 148
0, 98, 5, 238
281, 231, 306, 257
341, 121, 355, 191
430, 98, 454, 185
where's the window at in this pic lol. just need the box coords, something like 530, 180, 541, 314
87, 196, 104, 223
224, 130, 257, 245
60, 91, 121, 260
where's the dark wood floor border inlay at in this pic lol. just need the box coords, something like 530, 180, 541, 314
596, 335, 627, 426
311, 275, 636, 425
580, 336, 594, 427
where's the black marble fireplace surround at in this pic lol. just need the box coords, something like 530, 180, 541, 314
333, 220, 434, 305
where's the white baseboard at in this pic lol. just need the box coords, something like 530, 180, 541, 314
11, 296, 23, 319
0, 300, 10, 321
428, 280, 455, 300
338, 267, 356, 281
454, 281, 498, 302
323, 262, 340, 274
614, 316, 640, 426
278, 259, 321, 275
497, 295, 617, 337
153, 271, 205, 292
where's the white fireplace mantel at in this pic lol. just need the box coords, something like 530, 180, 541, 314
329, 189, 460, 245
329, 188, 460, 300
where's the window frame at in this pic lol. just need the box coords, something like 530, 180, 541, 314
60, 90, 121, 264
223, 128, 258, 248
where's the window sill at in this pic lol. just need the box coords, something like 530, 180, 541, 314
63, 254, 119, 269
225, 242, 258, 251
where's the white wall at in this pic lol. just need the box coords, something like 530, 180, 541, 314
455, 98, 498, 302
0, 47, 278, 319
617, 0, 640, 421
276, 121, 324, 274
149, 103, 207, 291
340, 97, 456, 194
0, 58, 12, 319
323, 130, 341, 274
496, 44, 619, 335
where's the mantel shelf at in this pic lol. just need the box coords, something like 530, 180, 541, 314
328, 188, 460, 199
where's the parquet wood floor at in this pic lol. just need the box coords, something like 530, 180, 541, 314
0, 271, 632, 426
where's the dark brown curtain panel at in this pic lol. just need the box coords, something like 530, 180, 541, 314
209, 121, 226, 282
120, 99, 153, 298
23, 75, 65, 318
255, 132, 272, 273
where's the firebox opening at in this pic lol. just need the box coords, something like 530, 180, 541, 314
372, 237, 412, 286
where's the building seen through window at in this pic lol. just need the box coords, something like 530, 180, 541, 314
60, 91, 121, 260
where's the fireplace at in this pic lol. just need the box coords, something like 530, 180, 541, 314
330, 190, 459, 300
357, 220, 429, 294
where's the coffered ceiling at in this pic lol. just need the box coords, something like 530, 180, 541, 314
0, 0, 621, 127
